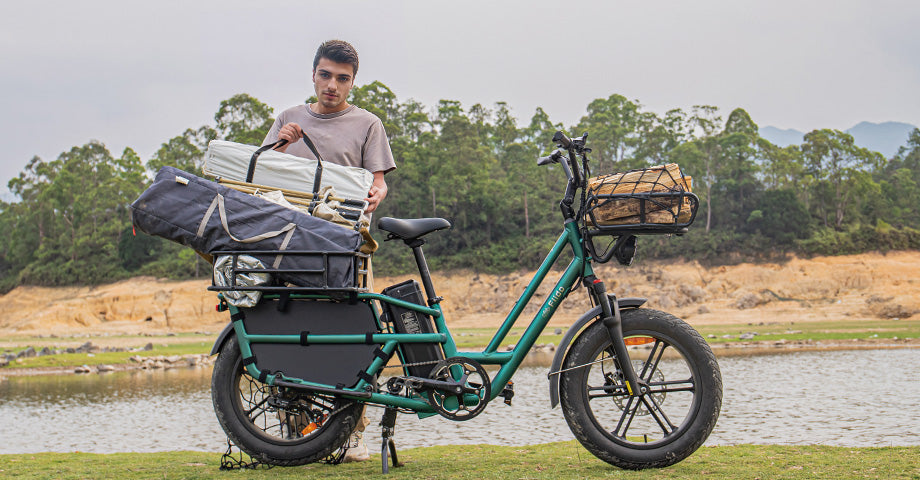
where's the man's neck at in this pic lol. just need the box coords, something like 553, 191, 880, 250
309, 102, 351, 115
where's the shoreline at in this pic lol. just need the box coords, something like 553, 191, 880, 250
3, 338, 917, 378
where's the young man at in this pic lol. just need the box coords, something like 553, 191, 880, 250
262, 39, 395, 213
261, 39, 394, 463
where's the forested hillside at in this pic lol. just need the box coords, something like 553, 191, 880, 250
2, 82, 919, 290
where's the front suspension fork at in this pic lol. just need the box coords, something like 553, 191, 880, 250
584, 275, 642, 396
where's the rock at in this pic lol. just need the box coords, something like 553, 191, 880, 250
38, 347, 53, 356
0, 358, 8, 367
739, 332, 757, 340
697, 305, 711, 314
707, 334, 716, 339
165, 355, 182, 364
17, 346, 36, 358
74, 365, 92, 374
97, 364, 115, 372
143, 343, 154, 351
129, 355, 144, 363
733, 292, 765, 310
553, 328, 563, 335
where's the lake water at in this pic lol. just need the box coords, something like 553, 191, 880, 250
0, 349, 917, 454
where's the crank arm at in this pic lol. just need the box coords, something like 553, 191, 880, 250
403, 376, 473, 395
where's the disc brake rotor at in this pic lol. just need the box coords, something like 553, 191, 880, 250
608, 359, 666, 415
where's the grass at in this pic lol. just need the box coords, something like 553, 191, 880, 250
0, 443, 916, 479
693, 318, 920, 345
1, 341, 211, 369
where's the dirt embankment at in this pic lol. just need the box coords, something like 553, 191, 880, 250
0, 252, 917, 336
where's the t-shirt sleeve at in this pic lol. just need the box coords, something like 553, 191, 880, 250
261, 116, 283, 146
362, 118, 397, 174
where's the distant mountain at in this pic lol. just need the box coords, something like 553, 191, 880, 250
846, 122, 916, 158
759, 121, 917, 158
759, 126, 806, 148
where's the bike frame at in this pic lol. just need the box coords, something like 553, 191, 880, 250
226, 217, 595, 415
221, 131, 657, 416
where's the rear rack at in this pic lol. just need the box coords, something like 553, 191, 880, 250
208, 249, 370, 293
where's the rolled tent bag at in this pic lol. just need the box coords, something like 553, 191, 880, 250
203, 139, 373, 202
130, 166, 363, 289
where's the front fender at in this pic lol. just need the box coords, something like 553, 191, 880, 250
210, 322, 235, 356
547, 296, 646, 408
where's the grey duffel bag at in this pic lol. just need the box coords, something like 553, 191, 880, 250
130, 166, 363, 289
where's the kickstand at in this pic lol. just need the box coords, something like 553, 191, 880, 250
380, 407, 401, 474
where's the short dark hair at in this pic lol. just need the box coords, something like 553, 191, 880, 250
313, 40, 359, 76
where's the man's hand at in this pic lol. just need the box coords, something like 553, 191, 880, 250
365, 172, 388, 213
274, 123, 304, 152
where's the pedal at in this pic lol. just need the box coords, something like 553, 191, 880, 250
500, 381, 514, 406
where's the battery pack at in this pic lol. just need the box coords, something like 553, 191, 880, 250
381, 279, 444, 378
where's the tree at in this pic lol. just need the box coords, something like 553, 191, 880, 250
672, 105, 722, 233
15, 142, 143, 285
802, 129, 884, 229
714, 108, 762, 227
214, 93, 274, 145
147, 127, 215, 176
575, 94, 643, 172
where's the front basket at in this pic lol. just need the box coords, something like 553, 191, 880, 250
584, 163, 699, 236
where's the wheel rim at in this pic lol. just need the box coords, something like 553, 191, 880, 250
231, 359, 340, 446
581, 331, 702, 449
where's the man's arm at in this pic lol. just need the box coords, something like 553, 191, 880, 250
272, 123, 304, 153
365, 171, 388, 213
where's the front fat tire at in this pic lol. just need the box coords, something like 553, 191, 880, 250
211, 336, 363, 466
559, 309, 722, 470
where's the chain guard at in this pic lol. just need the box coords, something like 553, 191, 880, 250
426, 357, 491, 421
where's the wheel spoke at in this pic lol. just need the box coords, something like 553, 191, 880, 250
242, 391, 272, 418
612, 396, 641, 438
646, 377, 695, 394
641, 394, 677, 436
638, 340, 667, 381
586, 386, 629, 399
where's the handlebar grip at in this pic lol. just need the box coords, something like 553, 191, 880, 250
553, 131, 572, 148
537, 150, 563, 166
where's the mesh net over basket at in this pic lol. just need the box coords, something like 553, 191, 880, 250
585, 163, 697, 233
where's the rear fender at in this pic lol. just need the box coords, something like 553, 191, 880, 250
210, 322, 235, 356
547, 296, 646, 408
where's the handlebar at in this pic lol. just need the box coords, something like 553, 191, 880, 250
537, 150, 563, 166
552, 131, 573, 149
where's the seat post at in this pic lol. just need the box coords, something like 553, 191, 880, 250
407, 239, 440, 305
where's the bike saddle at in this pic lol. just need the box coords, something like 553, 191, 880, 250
377, 217, 451, 242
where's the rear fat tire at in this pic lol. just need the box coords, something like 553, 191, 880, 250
559, 308, 722, 470
211, 336, 362, 466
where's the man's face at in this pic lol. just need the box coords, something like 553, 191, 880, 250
312, 57, 355, 114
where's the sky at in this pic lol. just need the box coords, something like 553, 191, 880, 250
2, 0, 919, 200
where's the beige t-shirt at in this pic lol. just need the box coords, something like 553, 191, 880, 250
262, 104, 396, 174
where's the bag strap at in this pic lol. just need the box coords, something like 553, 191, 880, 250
198, 194, 297, 244
246, 132, 325, 199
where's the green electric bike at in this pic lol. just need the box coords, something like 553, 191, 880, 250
208, 131, 722, 472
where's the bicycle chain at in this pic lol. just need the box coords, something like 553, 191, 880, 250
381, 359, 441, 370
